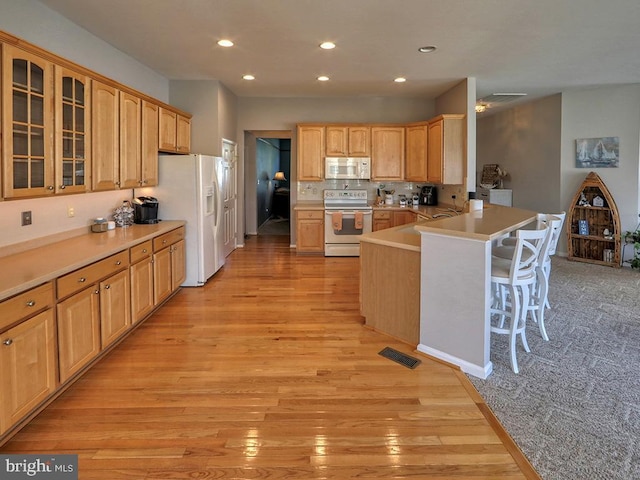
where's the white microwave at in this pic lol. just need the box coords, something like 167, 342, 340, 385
325, 157, 371, 180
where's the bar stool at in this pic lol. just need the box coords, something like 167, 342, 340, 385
490, 225, 547, 373
493, 214, 564, 340
497, 212, 566, 309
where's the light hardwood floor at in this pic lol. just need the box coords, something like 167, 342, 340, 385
1, 235, 540, 479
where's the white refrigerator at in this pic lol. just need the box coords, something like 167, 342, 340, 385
136, 154, 225, 286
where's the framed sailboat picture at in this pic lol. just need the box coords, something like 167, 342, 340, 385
575, 137, 619, 168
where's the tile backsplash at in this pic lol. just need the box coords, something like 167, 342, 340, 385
297, 180, 466, 206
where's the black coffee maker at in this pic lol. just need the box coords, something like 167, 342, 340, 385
133, 196, 159, 224
419, 186, 438, 206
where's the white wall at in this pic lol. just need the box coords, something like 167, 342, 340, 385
477, 94, 562, 213
561, 85, 640, 235
478, 85, 640, 256
169, 80, 239, 157
0, 0, 169, 101
0, 0, 170, 249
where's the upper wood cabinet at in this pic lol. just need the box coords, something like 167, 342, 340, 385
54, 66, 91, 194
141, 100, 159, 187
371, 126, 405, 181
176, 114, 191, 153
91, 80, 119, 191
325, 126, 370, 157
2, 44, 54, 198
119, 91, 142, 189
427, 114, 465, 185
297, 125, 325, 181
159, 107, 191, 153
159, 108, 176, 151
405, 123, 428, 182
0, 33, 190, 199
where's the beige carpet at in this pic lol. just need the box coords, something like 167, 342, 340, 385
468, 257, 640, 480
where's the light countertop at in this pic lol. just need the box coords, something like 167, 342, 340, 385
361, 205, 538, 251
414, 205, 537, 241
0, 221, 186, 302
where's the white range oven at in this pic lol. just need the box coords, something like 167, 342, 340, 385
323, 189, 373, 257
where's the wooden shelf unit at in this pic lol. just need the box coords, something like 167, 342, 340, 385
567, 171, 620, 267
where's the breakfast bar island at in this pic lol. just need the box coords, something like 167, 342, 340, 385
360, 205, 537, 378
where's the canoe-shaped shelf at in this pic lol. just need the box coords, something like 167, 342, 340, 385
567, 171, 620, 267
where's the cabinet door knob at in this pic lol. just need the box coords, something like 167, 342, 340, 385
162, 239, 168, 244
94, 289, 100, 294
115, 261, 122, 266
78, 277, 86, 283
47, 185, 54, 190
60, 185, 66, 190
142, 249, 147, 253
3, 339, 13, 346
26, 300, 36, 307
104, 284, 111, 290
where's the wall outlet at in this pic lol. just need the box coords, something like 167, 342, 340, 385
67, 206, 75, 217
21, 211, 32, 226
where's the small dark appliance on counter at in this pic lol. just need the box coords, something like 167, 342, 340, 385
133, 196, 159, 224
419, 186, 438, 206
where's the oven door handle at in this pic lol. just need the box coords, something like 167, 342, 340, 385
325, 210, 372, 215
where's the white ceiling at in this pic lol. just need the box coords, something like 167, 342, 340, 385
39, 0, 640, 111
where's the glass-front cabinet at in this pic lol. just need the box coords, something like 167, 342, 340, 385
55, 66, 91, 194
2, 44, 54, 198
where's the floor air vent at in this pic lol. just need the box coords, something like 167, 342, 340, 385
378, 347, 421, 369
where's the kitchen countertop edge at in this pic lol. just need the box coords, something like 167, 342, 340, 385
0, 220, 186, 302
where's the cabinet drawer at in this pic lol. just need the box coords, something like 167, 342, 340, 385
153, 227, 186, 251
297, 210, 324, 220
57, 251, 129, 299
130, 240, 153, 263
0, 282, 54, 332
373, 211, 392, 220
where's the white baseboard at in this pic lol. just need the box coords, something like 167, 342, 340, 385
417, 343, 493, 379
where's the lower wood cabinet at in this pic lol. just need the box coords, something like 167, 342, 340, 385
0, 224, 186, 442
393, 210, 417, 226
57, 286, 101, 383
373, 210, 417, 231
296, 209, 325, 253
0, 309, 57, 435
99, 269, 131, 349
153, 232, 186, 304
130, 241, 155, 324
373, 211, 392, 232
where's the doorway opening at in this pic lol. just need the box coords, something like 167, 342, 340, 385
256, 137, 291, 237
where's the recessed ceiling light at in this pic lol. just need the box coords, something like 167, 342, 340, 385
320, 41, 336, 50
394, 77, 407, 83
317, 75, 330, 82
418, 45, 436, 53
242, 74, 255, 81
217, 39, 234, 47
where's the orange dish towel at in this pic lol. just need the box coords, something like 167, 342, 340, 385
332, 212, 343, 231
354, 211, 364, 230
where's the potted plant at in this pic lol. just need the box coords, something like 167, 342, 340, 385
623, 229, 640, 269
